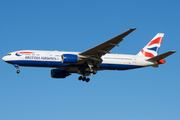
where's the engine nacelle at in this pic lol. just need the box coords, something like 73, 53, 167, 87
51, 69, 70, 78
61, 54, 79, 64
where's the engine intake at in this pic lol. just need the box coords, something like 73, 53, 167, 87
51, 69, 71, 78
61, 54, 79, 64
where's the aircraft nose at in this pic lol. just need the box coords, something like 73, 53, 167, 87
2, 56, 6, 61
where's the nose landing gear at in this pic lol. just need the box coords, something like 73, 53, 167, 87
17, 70, 20, 74
14, 64, 20, 74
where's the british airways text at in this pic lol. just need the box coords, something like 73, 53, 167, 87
25, 56, 56, 60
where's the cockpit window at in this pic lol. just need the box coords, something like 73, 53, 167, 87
6, 54, 11, 56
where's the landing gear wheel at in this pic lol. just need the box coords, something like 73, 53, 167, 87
17, 70, 20, 74
78, 76, 82, 80
86, 78, 90, 82
93, 70, 97, 75
82, 77, 86, 81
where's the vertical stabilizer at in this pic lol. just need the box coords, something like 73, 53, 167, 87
137, 33, 164, 57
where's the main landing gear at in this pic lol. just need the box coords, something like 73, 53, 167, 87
78, 76, 90, 82
14, 64, 20, 74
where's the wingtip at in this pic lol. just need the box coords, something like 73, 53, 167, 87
171, 50, 177, 53
130, 28, 137, 30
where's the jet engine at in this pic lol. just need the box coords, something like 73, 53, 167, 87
51, 69, 71, 78
61, 54, 79, 64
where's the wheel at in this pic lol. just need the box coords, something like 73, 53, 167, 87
78, 76, 82, 80
17, 70, 20, 74
86, 78, 90, 82
93, 70, 97, 74
82, 77, 86, 81
90, 69, 93, 73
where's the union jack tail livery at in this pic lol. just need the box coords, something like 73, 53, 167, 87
137, 33, 164, 57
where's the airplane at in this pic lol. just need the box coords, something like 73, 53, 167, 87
2, 28, 176, 82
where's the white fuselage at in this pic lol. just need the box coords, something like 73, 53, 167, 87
2, 50, 156, 72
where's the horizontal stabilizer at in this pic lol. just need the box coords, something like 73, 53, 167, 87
147, 51, 176, 61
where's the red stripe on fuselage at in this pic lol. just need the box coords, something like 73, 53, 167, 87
16, 52, 34, 54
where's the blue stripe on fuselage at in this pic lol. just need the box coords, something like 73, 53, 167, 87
100, 63, 143, 70
5, 60, 143, 70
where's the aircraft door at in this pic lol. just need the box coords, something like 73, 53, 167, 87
55, 55, 61, 62
132, 57, 136, 65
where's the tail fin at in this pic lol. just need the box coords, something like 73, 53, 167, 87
137, 33, 164, 57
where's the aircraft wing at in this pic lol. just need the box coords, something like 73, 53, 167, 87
78, 28, 136, 67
